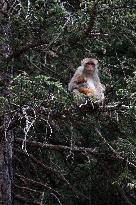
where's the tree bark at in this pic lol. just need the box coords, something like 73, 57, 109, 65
0, 1, 14, 204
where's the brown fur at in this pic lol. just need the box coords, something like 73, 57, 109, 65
68, 58, 105, 103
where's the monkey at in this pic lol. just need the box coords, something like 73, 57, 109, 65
68, 58, 105, 103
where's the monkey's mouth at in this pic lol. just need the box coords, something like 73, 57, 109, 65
86, 69, 95, 73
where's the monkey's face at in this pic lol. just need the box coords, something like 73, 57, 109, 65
85, 61, 96, 74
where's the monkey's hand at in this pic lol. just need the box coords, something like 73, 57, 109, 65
79, 87, 95, 97
76, 75, 86, 84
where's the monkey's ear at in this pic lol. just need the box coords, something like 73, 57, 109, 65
81, 58, 88, 65
93, 59, 98, 65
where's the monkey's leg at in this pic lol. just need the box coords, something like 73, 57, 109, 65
79, 87, 95, 97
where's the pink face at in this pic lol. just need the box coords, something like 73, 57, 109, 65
85, 61, 96, 74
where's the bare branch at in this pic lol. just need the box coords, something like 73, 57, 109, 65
15, 138, 136, 172
14, 194, 41, 205
15, 173, 60, 196
15, 148, 89, 200
114, 183, 133, 205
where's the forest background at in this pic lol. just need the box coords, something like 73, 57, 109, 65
0, 0, 136, 205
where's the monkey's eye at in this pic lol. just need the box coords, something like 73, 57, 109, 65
87, 62, 95, 66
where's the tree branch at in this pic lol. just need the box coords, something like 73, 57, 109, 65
15, 173, 60, 196
15, 138, 136, 172
14, 148, 91, 200
14, 194, 41, 205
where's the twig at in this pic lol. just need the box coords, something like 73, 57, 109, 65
15, 138, 136, 172
14, 194, 41, 205
15, 148, 89, 200
114, 182, 133, 205
15, 173, 60, 196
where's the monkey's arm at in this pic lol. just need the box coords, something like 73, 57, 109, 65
76, 75, 86, 83
68, 74, 86, 91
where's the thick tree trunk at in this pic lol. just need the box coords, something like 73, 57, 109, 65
0, 142, 4, 204
2, 127, 14, 205
0, 113, 14, 205
0, 1, 14, 204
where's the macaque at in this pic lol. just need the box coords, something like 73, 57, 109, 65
68, 58, 105, 103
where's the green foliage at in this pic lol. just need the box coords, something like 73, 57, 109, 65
9, 73, 70, 106
117, 71, 136, 105
1, 0, 136, 205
